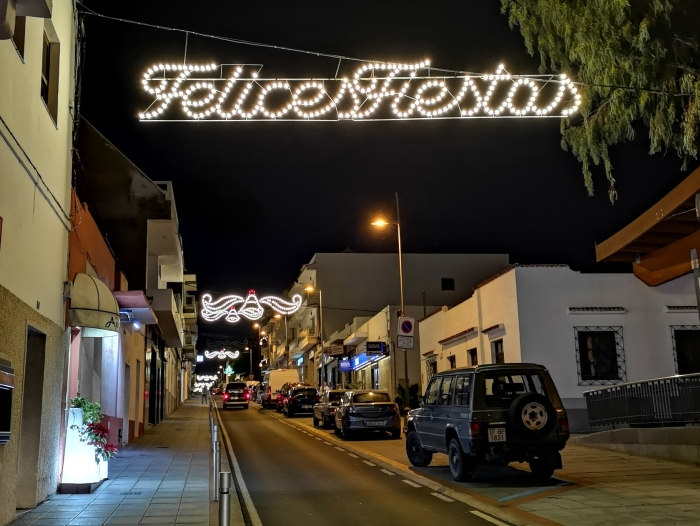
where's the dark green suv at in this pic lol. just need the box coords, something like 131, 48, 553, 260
405, 364, 569, 482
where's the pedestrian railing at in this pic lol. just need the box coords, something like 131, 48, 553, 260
584, 373, 700, 429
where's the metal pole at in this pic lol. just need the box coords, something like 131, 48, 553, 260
212, 424, 218, 452
213, 441, 221, 501
396, 192, 408, 400
284, 316, 288, 368
691, 249, 700, 324
219, 472, 232, 526
319, 289, 324, 388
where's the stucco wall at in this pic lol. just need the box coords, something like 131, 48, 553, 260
0, 284, 68, 526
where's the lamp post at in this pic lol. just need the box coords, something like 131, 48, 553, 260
304, 283, 323, 389
253, 323, 261, 379
371, 192, 407, 400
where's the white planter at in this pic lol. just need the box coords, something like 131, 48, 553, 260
61, 408, 109, 484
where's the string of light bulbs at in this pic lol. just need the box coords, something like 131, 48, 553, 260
139, 62, 580, 121
201, 290, 303, 323
204, 349, 241, 360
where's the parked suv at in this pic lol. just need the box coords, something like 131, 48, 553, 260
405, 364, 569, 482
223, 382, 250, 410
284, 386, 319, 417
334, 390, 401, 439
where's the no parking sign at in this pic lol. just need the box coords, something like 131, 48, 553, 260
398, 316, 415, 349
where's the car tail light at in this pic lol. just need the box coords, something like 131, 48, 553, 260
223, 394, 229, 400
559, 417, 569, 432
469, 421, 481, 436
245, 392, 250, 399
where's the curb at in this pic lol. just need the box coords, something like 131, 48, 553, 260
256, 404, 549, 526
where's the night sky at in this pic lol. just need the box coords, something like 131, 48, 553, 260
79, 0, 697, 350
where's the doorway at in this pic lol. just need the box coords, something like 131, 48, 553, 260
123, 364, 131, 445
16, 327, 46, 509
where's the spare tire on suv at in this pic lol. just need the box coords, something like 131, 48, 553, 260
508, 392, 556, 441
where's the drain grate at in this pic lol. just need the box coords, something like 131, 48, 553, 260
119, 492, 142, 495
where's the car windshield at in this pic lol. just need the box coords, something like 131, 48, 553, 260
353, 392, 391, 403
294, 389, 317, 396
226, 383, 246, 390
328, 392, 343, 402
482, 372, 547, 407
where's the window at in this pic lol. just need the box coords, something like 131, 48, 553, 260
453, 376, 471, 406
371, 365, 379, 390
575, 327, 625, 384
353, 392, 390, 403
467, 348, 478, 366
447, 355, 456, 369
328, 392, 343, 402
11, 16, 26, 59
424, 377, 441, 405
437, 376, 454, 405
672, 326, 700, 375
441, 278, 455, 291
40, 22, 60, 123
493, 340, 504, 364
483, 372, 547, 407
425, 357, 437, 383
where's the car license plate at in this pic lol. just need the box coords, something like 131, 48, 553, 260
366, 421, 386, 427
488, 428, 506, 442
302, 405, 312, 409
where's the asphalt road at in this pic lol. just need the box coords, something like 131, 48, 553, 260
217, 402, 502, 526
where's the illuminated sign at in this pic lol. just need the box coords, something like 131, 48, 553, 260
139, 62, 580, 121
201, 290, 302, 323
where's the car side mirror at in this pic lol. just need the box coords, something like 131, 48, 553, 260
418, 396, 425, 408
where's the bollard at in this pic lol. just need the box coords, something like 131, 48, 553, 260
212, 425, 218, 452
218, 472, 232, 526
213, 441, 221, 501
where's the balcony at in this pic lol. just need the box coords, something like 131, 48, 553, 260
147, 288, 184, 348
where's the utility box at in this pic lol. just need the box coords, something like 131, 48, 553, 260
0, 358, 15, 445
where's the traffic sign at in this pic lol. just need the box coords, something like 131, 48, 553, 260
398, 316, 415, 337
397, 335, 414, 350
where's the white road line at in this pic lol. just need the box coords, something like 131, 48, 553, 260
380, 469, 395, 476
402, 479, 422, 488
430, 493, 455, 502
470, 511, 509, 526
323, 441, 332, 445
335, 446, 346, 452
348, 453, 359, 459
214, 406, 263, 526
362, 460, 376, 467
314, 437, 322, 441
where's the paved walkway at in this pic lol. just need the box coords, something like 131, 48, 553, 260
12, 401, 213, 526
258, 403, 700, 526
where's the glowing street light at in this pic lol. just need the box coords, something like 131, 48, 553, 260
304, 283, 325, 388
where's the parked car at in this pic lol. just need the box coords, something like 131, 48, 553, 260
313, 390, 346, 428
261, 369, 300, 409
284, 386, 319, 417
276, 382, 311, 412
334, 390, 400, 439
211, 386, 222, 396
405, 363, 570, 482
223, 382, 250, 410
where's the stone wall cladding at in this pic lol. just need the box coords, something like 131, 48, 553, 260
0, 284, 68, 526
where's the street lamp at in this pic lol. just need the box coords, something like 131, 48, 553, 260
372, 192, 407, 400
304, 283, 324, 388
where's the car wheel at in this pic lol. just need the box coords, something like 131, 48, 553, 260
406, 431, 432, 467
244, 404, 249, 410
313, 415, 319, 427
391, 428, 401, 439
529, 455, 556, 482
448, 438, 474, 482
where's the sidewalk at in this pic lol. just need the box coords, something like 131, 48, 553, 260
262, 404, 700, 526
12, 401, 213, 526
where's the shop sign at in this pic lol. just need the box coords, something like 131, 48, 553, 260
328, 345, 345, 356
366, 342, 386, 356
339, 360, 353, 373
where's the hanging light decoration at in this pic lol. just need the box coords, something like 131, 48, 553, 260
204, 349, 241, 360
201, 290, 302, 323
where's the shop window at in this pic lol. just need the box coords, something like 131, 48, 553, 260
40, 21, 60, 123
467, 348, 478, 366
672, 326, 700, 375
11, 16, 26, 59
492, 340, 504, 364
574, 326, 626, 385
441, 278, 455, 291
447, 355, 456, 369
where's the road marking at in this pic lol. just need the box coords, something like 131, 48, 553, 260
402, 479, 422, 488
214, 406, 263, 526
314, 437, 322, 441
335, 447, 346, 452
323, 441, 332, 445
470, 511, 509, 526
380, 469, 395, 476
362, 460, 376, 467
348, 453, 359, 458
430, 493, 454, 502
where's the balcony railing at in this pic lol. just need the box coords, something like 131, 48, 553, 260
584, 373, 700, 429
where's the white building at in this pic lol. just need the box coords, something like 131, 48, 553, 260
0, 1, 76, 522
418, 265, 698, 432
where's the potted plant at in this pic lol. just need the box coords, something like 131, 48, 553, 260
69, 397, 119, 463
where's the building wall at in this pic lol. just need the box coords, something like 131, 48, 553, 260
0, 284, 68, 526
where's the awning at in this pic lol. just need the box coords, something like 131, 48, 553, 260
69, 273, 120, 337
113, 290, 158, 325
596, 166, 700, 286
344, 332, 368, 346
